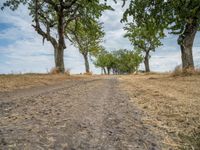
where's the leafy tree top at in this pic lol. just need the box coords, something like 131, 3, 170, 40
66, 16, 105, 56
122, 0, 200, 36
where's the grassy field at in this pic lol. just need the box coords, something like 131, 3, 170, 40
120, 73, 200, 149
0, 74, 84, 92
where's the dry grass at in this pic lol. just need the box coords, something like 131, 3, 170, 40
171, 66, 200, 77
119, 74, 200, 149
65, 68, 71, 76
83, 72, 93, 75
0, 74, 77, 92
49, 67, 61, 74
49, 67, 71, 75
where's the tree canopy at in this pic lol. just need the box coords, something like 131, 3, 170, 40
66, 18, 105, 73
123, 0, 200, 70
94, 49, 143, 74
2, 0, 111, 73
122, 0, 164, 72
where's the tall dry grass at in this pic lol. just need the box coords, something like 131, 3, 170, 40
171, 65, 200, 76
49, 67, 70, 76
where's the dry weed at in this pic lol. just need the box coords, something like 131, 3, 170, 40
50, 67, 61, 74
84, 72, 93, 75
172, 65, 200, 76
65, 68, 71, 76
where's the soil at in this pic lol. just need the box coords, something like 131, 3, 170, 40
0, 76, 162, 150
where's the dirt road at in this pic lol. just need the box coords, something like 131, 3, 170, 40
0, 77, 161, 150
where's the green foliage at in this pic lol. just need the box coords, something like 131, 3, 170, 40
122, 0, 200, 70
113, 49, 142, 73
94, 49, 143, 74
1, 0, 112, 73
1, 0, 28, 10
94, 50, 114, 71
122, 0, 165, 54
166, 0, 200, 34
66, 17, 105, 57
123, 0, 200, 36
1, 0, 111, 44
124, 22, 163, 53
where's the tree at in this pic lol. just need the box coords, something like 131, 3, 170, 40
94, 50, 114, 74
66, 19, 104, 73
94, 49, 143, 74
123, 0, 200, 70
113, 49, 143, 74
124, 21, 164, 72
168, 1, 200, 70
2, 0, 110, 73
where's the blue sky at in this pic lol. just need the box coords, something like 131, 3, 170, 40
0, 1, 200, 74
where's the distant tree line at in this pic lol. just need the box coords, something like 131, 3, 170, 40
94, 49, 143, 75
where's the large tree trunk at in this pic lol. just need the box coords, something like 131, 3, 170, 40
56, 5, 66, 73
34, 0, 65, 73
55, 46, 65, 73
144, 50, 150, 72
83, 53, 90, 73
103, 67, 107, 74
178, 18, 198, 70
107, 68, 111, 75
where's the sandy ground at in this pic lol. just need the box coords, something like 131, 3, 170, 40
0, 74, 199, 149
119, 74, 200, 149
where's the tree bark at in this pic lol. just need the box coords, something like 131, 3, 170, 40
55, 46, 65, 73
56, 4, 66, 73
107, 68, 111, 75
103, 67, 107, 75
178, 18, 198, 70
83, 53, 90, 73
34, 0, 66, 73
144, 50, 150, 72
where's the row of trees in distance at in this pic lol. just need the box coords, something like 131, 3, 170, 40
94, 49, 143, 74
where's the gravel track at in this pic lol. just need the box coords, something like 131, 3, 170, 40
0, 77, 161, 150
